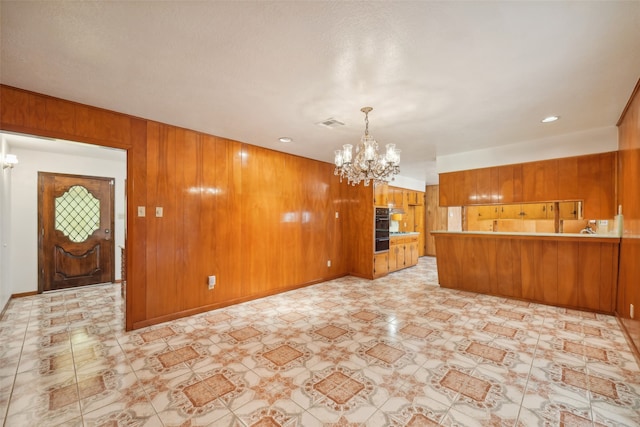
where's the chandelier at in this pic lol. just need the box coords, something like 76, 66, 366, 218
333, 107, 400, 186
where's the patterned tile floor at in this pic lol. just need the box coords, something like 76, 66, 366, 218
1, 257, 639, 426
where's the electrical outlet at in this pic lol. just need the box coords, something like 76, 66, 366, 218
631, 304, 635, 319
208, 275, 216, 290
327, 260, 331, 267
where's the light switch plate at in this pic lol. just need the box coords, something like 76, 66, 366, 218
137, 206, 146, 217
155, 207, 163, 217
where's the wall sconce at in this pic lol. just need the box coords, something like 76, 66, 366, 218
2, 154, 18, 169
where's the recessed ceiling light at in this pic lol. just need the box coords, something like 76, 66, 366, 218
541, 115, 560, 123
278, 137, 292, 143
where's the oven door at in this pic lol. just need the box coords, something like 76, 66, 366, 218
375, 237, 390, 253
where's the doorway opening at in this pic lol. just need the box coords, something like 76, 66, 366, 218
1, 132, 127, 295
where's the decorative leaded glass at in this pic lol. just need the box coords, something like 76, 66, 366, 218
55, 185, 100, 242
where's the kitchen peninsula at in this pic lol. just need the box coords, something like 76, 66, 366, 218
433, 151, 620, 314
433, 231, 620, 313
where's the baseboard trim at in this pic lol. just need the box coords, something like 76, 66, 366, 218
11, 291, 37, 298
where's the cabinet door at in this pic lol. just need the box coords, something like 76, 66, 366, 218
521, 203, 548, 220
476, 168, 492, 204
522, 160, 558, 202
389, 243, 398, 271
410, 239, 419, 265
463, 169, 478, 205
557, 156, 579, 200
397, 243, 406, 268
374, 183, 388, 206
499, 204, 523, 219
373, 253, 389, 277
559, 201, 580, 219
477, 206, 498, 220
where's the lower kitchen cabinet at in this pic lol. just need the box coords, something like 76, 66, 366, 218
389, 234, 420, 273
373, 253, 389, 278
433, 232, 619, 313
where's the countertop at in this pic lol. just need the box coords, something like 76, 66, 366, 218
431, 230, 621, 240
390, 232, 420, 236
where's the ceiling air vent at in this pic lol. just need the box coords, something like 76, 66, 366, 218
316, 118, 345, 128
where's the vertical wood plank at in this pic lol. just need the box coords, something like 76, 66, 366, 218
578, 241, 601, 310
557, 241, 578, 307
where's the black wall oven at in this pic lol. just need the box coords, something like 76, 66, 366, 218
374, 207, 390, 253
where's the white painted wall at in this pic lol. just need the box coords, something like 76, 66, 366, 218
9, 144, 126, 294
0, 136, 12, 310
436, 126, 619, 174
391, 175, 426, 192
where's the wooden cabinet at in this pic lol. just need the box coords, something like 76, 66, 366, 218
405, 190, 423, 206
559, 201, 580, 219
373, 253, 389, 278
499, 204, 523, 219
439, 153, 615, 216
522, 159, 558, 202
578, 152, 616, 218
434, 232, 619, 313
408, 235, 420, 266
374, 183, 388, 207
426, 185, 449, 256
388, 234, 420, 272
439, 171, 465, 206
521, 203, 549, 219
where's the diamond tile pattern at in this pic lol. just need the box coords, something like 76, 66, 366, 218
1, 257, 639, 426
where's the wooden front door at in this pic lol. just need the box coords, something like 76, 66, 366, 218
38, 172, 115, 292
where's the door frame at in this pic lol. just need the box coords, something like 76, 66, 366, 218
37, 171, 116, 293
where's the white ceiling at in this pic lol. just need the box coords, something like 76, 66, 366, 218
1, 1, 639, 183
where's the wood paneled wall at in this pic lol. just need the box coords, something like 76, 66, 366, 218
0, 85, 351, 330
617, 79, 640, 355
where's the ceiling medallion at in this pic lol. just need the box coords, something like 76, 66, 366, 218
333, 107, 400, 186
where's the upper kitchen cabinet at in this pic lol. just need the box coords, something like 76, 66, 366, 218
374, 182, 388, 207
497, 164, 523, 204
439, 171, 464, 206
522, 159, 558, 202
557, 156, 579, 200
578, 152, 616, 218
439, 152, 616, 216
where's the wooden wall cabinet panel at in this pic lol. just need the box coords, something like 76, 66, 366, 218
463, 169, 477, 205
374, 183, 388, 207
522, 160, 558, 202
373, 253, 389, 278
475, 168, 491, 205
557, 156, 579, 200
557, 241, 579, 307
578, 152, 616, 219
439, 171, 466, 206
426, 185, 448, 256
578, 242, 602, 311
495, 239, 521, 298
540, 241, 558, 305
